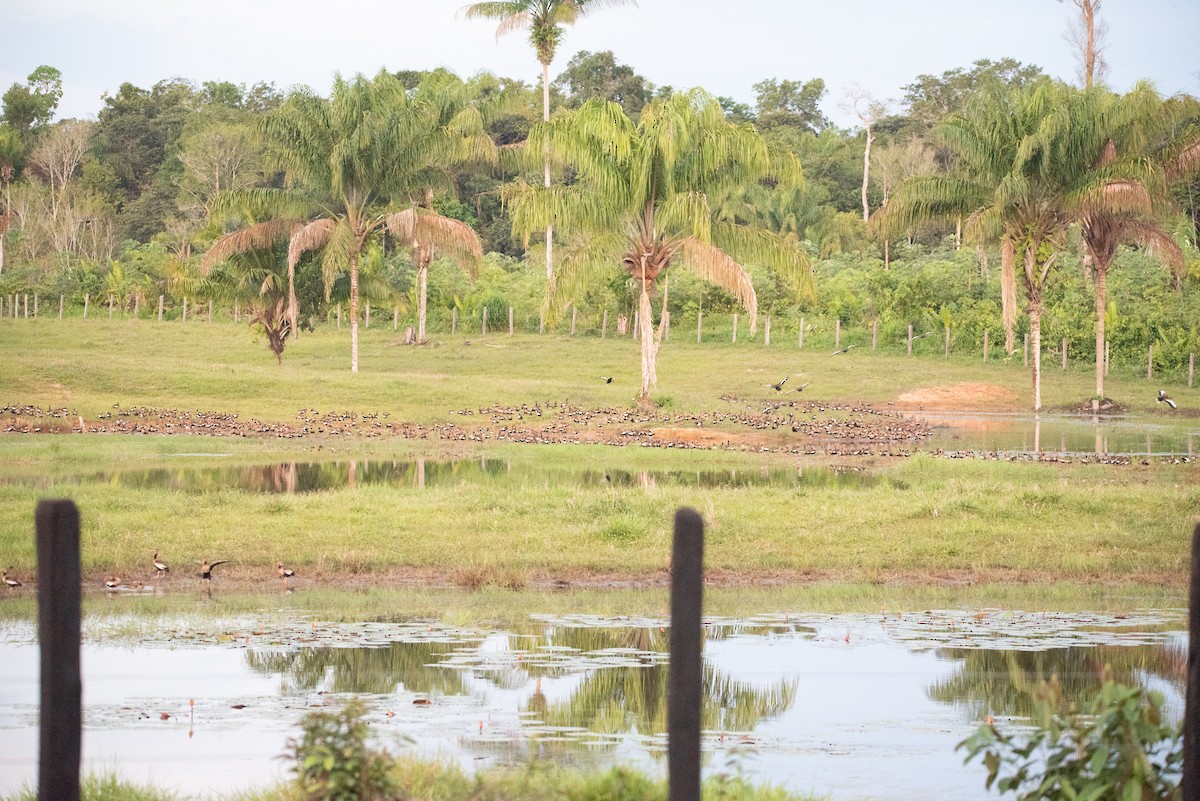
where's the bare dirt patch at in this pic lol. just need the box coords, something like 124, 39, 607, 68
893, 382, 1021, 413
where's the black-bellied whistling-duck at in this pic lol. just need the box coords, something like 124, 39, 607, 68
789, 382, 811, 393
276, 562, 295, 585
2, 569, 21, 590
1158, 390, 1177, 409
831, 344, 856, 356
601, 376, 613, 384
198, 559, 228, 581
104, 576, 121, 590
766, 377, 788, 392
152, 550, 169, 577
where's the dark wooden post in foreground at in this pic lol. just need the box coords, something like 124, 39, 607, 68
36, 499, 82, 801
669, 507, 704, 801
1185, 523, 1200, 801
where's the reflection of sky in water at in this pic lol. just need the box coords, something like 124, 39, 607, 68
921, 411, 1199, 457
0, 609, 1184, 800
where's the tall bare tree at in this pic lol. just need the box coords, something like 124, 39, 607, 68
1062, 0, 1109, 88
841, 85, 886, 223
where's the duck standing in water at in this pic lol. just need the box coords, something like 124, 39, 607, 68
152, 550, 169, 578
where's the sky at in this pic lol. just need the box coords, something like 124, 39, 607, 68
3, 0, 1198, 130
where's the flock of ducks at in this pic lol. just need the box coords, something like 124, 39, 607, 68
2, 552, 297, 594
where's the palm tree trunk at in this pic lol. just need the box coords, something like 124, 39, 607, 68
349, 249, 360, 373
1030, 301, 1043, 411
860, 125, 872, 222
639, 284, 657, 400
542, 60, 553, 282
1001, 238, 1017, 354
1094, 263, 1107, 398
418, 262, 429, 343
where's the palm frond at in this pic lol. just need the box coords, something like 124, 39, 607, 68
201, 219, 302, 275
385, 208, 483, 278
544, 231, 625, 322
288, 218, 336, 272
678, 238, 758, 331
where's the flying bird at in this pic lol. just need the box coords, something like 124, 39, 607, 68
831, 344, 856, 356
766, 377, 788, 392
790, 382, 811, 393
601, 376, 613, 384
198, 559, 229, 581
1157, 390, 1177, 409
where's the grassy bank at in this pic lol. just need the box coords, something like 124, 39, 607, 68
0, 319, 1196, 590
0, 438, 1195, 586
1, 317, 1195, 420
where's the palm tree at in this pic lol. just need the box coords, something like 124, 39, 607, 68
504, 90, 811, 401
886, 81, 1119, 411
1068, 85, 1197, 399
200, 217, 302, 364
210, 71, 491, 372
463, 0, 636, 281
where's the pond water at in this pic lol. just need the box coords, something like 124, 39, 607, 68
922, 411, 1198, 457
0, 605, 1184, 800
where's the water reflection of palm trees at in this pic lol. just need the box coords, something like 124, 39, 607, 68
532, 626, 798, 735
245, 641, 470, 696
928, 642, 1185, 720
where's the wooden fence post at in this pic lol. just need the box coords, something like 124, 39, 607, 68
393, 308, 398, 331
157, 295, 163, 322
451, 307, 457, 335
59, 295, 64, 320
668, 507, 704, 801
602, 309, 608, 338
1062, 337, 1067, 371
835, 319, 841, 351
731, 313, 738, 344
37, 499, 82, 801
571, 306, 577, 336
907, 324, 913, 356
83, 293, 89, 319
24, 293, 29, 317
183, 297, 188, 323
696, 308, 702, 344
1148, 344, 1154, 380
509, 307, 514, 336
872, 320, 878, 352
764, 315, 771, 347
482, 306, 488, 336
984, 330, 989, 362
944, 326, 950, 359
1184, 522, 1200, 801
365, 303, 370, 328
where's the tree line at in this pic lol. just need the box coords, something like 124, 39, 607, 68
1, 10, 1198, 405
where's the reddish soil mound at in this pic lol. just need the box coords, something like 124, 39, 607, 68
893, 382, 1021, 412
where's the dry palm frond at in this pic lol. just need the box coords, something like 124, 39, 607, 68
200, 220, 301, 275
1128, 219, 1187, 283
288, 219, 336, 272
1168, 139, 1200, 181
679, 237, 758, 333
385, 208, 483, 272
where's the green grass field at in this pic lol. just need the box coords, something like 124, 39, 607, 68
0, 317, 1196, 589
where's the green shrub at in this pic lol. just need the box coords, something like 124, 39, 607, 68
959, 675, 1181, 801
286, 699, 397, 801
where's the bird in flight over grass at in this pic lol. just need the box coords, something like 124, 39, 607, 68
831, 344, 856, 355
790, 382, 811, 393
766, 377, 788, 392
1157, 390, 1177, 409
601, 376, 613, 384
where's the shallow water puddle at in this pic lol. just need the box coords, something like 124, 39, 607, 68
0, 609, 1185, 800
